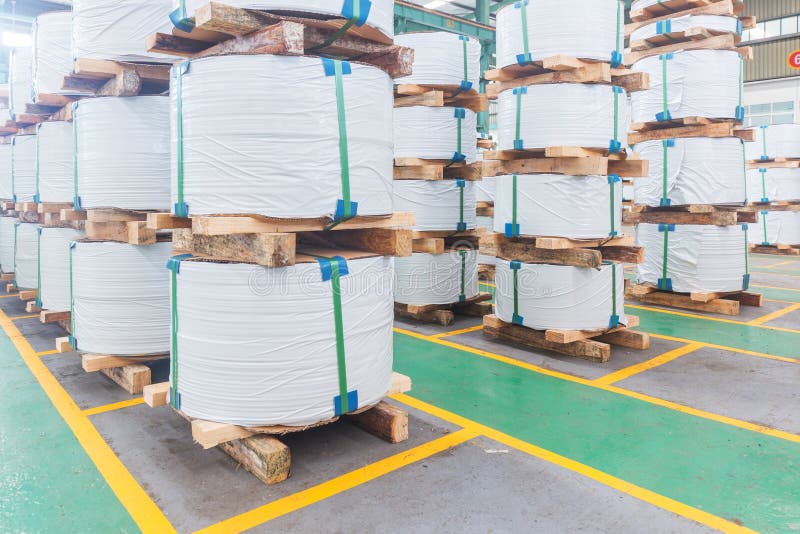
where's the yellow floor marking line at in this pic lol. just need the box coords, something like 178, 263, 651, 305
765, 260, 799, 269
35, 349, 60, 357
394, 327, 800, 443
82, 398, 146, 417
753, 284, 800, 293
625, 304, 800, 334
752, 270, 800, 279
11, 314, 41, 320
196, 428, 480, 534
646, 333, 799, 365
479, 282, 496, 288
391, 394, 756, 534
747, 303, 800, 326
594, 343, 705, 386
0, 308, 176, 533
430, 325, 485, 339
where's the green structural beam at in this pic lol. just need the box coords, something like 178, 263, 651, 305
394, 0, 495, 41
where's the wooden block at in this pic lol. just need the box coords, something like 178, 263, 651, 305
18, 289, 37, 301
60, 209, 87, 221
25, 301, 42, 313
628, 290, 740, 316
388, 372, 412, 395
192, 212, 415, 236
127, 221, 157, 245
40, 310, 70, 323
455, 300, 494, 318
412, 238, 445, 255
219, 435, 291, 486
545, 316, 640, 344
6, 283, 16, 293
100, 364, 151, 395
303, 228, 413, 258
349, 401, 409, 444
192, 419, 254, 449
0, 273, 13, 282
188, 233, 297, 267
146, 213, 192, 230
493, 236, 603, 268
143, 382, 170, 408
724, 291, 764, 308
85, 221, 133, 243
594, 329, 651, 350
82, 353, 167, 372
56, 336, 72, 353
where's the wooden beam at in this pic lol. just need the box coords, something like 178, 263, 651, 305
192, 212, 415, 236
348, 401, 408, 444
187, 232, 297, 267
143, 382, 170, 408
82, 353, 167, 373
100, 365, 152, 395
219, 436, 291, 486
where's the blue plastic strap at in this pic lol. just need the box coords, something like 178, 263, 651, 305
318, 256, 350, 282
169, 4, 195, 33
510, 260, 523, 326
609, 86, 623, 154
658, 224, 676, 232
166, 253, 193, 274
605, 261, 620, 329
341, 0, 371, 26
656, 19, 672, 34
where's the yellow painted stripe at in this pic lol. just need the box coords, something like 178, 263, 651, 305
625, 304, 800, 334
753, 284, 800, 293
479, 282, 496, 288
197, 428, 480, 533
752, 270, 800, 279
765, 260, 798, 269
83, 398, 145, 417
35, 349, 60, 357
0, 294, 18, 299
747, 303, 800, 326
594, 343, 705, 386
646, 333, 799, 365
431, 325, 484, 339
392, 394, 756, 534
394, 327, 800, 443
0, 308, 175, 532
11, 314, 41, 320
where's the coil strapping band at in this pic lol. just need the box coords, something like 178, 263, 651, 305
166, 253, 194, 409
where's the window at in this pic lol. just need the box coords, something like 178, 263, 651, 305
745, 102, 796, 127
742, 15, 800, 42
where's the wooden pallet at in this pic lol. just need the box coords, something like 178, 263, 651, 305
37, 202, 83, 228
627, 283, 763, 316
624, 204, 757, 225
745, 201, 800, 213
81, 353, 169, 395
395, 293, 493, 326
483, 314, 649, 363
630, 27, 743, 53
394, 158, 483, 181
624, 32, 753, 66
629, 0, 744, 23
394, 84, 488, 113
61, 59, 172, 98
482, 147, 649, 179
476, 201, 494, 218
151, 212, 414, 267
484, 55, 650, 99
749, 244, 800, 256
16, 288, 37, 302
60, 208, 169, 245
146, 3, 411, 79
142, 372, 411, 485
492, 233, 644, 269
39, 309, 71, 324
629, 118, 754, 144
747, 157, 800, 168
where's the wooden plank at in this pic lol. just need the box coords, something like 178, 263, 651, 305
37, 202, 73, 214
595, 329, 651, 350
393, 165, 443, 181
302, 228, 413, 258
192, 212, 415, 236
192, 419, 254, 450
219, 436, 291, 486
412, 238, 445, 254
627, 288, 740, 315
487, 62, 612, 99
625, 34, 749, 65
623, 207, 756, 226
348, 401, 408, 444
127, 221, 158, 245
546, 316, 641, 344
394, 304, 454, 326
147, 213, 193, 230
192, 20, 304, 59
56, 336, 72, 353
188, 233, 297, 267
25, 301, 42, 313
628, 122, 753, 144
626, 0, 740, 35
82, 353, 168, 373
18, 289, 37, 301
100, 365, 152, 395
0, 273, 13, 282
389, 372, 412, 395
143, 382, 170, 408
40, 309, 70, 324
483, 157, 609, 178
494, 238, 603, 268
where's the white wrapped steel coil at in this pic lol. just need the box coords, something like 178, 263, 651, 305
176, 0, 394, 42
395, 250, 479, 306
172, 55, 392, 218
746, 124, 800, 161
633, 137, 747, 206
33, 12, 85, 97
496, 0, 623, 69
476, 176, 495, 203
631, 50, 742, 124
637, 223, 749, 293
394, 106, 478, 164
750, 212, 800, 246
623, 185, 634, 202
497, 84, 628, 151
395, 32, 481, 88
12, 135, 37, 203
747, 168, 800, 203
72, 0, 176, 62
630, 15, 740, 42
172, 256, 394, 427
36, 122, 74, 203
14, 223, 40, 290
0, 145, 11, 200
495, 260, 627, 331
393, 180, 476, 232
0, 217, 14, 273
39, 227, 86, 312
71, 241, 172, 355
10, 47, 33, 120
494, 174, 622, 239
76, 96, 170, 210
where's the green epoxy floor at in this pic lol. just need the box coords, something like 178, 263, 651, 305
1, 253, 799, 532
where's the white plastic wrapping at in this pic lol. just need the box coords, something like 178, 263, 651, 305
72, 241, 172, 355
630, 15, 739, 42
37, 122, 74, 203
395, 32, 481, 87
750, 212, 800, 245
637, 223, 749, 293
494, 174, 622, 239
745, 124, 800, 161
10, 47, 33, 119
476, 176, 495, 203
178, 0, 394, 41
0, 145, 11, 200
12, 135, 37, 203
395, 250, 479, 306
13, 223, 40, 290
0, 218, 14, 273
497, 84, 628, 151
495, 260, 627, 330
33, 12, 85, 96
631, 50, 742, 124
394, 106, 478, 163
172, 55, 393, 218
72, 0, 177, 62
633, 137, 747, 206
496, 0, 623, 69
393, 180, 476, 232
173, 257, 394, 427
76, 97, 170, 210
747, 168, 800, 203
39, 228, 86, 312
